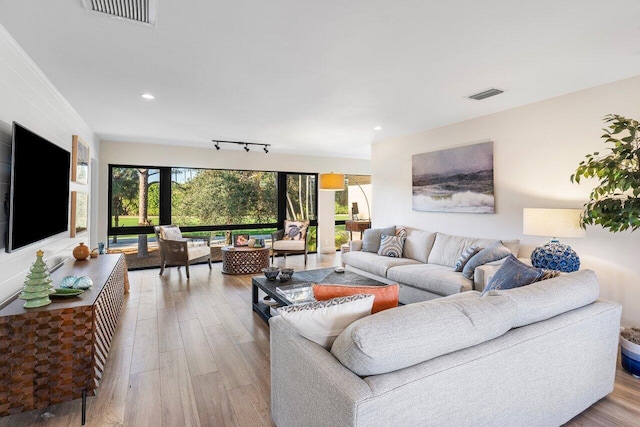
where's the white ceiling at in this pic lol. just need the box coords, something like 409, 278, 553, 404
1, 1, 640, 159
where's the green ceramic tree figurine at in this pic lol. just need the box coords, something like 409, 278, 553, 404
18, 250, 56, 308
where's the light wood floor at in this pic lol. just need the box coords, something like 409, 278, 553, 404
1, 252, 638, 427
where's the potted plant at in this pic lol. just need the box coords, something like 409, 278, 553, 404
571, 113, 640, 377
620, 327, 640, 378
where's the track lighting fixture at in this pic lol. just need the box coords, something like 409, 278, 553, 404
211, 139, 271, 153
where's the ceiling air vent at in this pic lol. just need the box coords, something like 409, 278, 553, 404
81, 0, 157, 27
467, 88, 504, 100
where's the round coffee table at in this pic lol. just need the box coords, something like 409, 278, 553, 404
221, 246, 270, 275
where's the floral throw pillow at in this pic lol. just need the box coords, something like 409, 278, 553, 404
284, 220, 309, 240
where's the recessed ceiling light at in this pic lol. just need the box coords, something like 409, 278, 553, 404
141, 93, 155, 100
373, 126, 382, 131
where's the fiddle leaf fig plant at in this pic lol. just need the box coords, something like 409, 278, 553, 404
570, 114, 640, 232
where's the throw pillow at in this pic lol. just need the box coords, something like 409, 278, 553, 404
362, 226, 396, 253
377, 234, 405, 258
481, 254, 545, 296
454, 246, 482, 272
283, 220, 308, 240
461, 242, 511, 279
276, 294, 375, 349
159, 225, 182, 241
312, 283, 399, 313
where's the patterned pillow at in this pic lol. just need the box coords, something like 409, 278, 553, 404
395, 226, 407, 239
362, 226, 396, 253
481, 254, 544, 296
378, 235, 405, 258
284, 220, 309, 240
313, 284, 399, 313
276, 294, 375, 349
454, 246, 482, 272
159, 225, 183, 241
462, 242, 512, 279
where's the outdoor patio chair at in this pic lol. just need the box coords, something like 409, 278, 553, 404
154, 225, 211, 279
271, 220, 309, 265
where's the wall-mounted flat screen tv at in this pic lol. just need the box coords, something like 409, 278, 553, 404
6, 122, 71, 253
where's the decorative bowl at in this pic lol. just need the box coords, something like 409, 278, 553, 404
281, 268, 294, 276
73, 276, 93, 290
262, 267, 281, 281
59, 276, 78, 289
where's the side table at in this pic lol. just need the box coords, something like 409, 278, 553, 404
345, 220, 371, 240
221, 246, 270, 275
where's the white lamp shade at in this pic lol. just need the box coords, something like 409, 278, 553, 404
523, 208, 586, 238
319, 173, 345, 191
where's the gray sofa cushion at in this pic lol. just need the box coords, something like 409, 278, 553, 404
362, 226, 396, 253
342, 251, 421, 278
487, 269, 600, 328
331, 294, 515, 376
427, 233, 503, 267
386, 264, 473, 296
402, 229, 436, 263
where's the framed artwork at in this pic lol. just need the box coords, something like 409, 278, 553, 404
72, 135, 89, 184
70, 191, 88, 237
233, 233, 250, 247
412, 141, 494, 214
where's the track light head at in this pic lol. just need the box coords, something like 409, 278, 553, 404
215, 143, 220, 150
263, 146, 269, 153
244, 144, 250, 152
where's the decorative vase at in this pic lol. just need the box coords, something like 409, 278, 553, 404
73, 242, 91, 260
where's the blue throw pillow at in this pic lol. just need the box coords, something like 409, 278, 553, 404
481, 254, 544, 296
461, 241, 511, 279
362, 226, 396, 253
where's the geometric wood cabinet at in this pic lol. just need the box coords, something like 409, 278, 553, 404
0, 253, 128, 423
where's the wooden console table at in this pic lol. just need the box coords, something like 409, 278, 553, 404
345, 220, 371, 240
0, 253, 128, 424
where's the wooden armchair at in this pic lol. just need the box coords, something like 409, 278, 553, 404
154, 225, 211, 279
271, 220, 309, 265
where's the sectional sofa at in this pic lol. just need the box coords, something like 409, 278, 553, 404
270, 269, 622, 427
342, 226, 520, 304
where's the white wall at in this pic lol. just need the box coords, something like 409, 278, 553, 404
373, 74, 640, 327
0, 25, 98, 305
98, 141, 371, 253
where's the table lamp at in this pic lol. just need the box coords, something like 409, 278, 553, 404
522, 208, 586, 272
351, 202, 359, 220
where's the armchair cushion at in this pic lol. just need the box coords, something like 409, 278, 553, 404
187, 245, 211, 261
283, 220, 309, 240
273, 240, 306, 251
159, 225, 183, 241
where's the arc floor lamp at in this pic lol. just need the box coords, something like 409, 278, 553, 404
319, 172, 371, 221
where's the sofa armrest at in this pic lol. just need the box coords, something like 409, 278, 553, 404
270, 316, 372, 427
349, 240, 363, 251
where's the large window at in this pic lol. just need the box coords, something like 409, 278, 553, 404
108, 165, 317, 267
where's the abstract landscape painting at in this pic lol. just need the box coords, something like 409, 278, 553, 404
412, 141, 494, 213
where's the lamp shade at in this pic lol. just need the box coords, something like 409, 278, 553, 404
523, 208, 586, 238
319, 173, 345, 191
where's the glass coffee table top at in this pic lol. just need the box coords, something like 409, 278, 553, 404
251, 267, 390, 323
